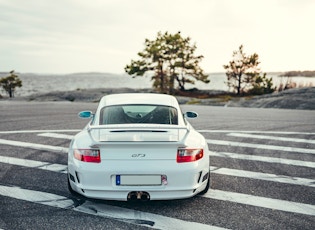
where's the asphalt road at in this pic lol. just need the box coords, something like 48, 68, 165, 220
0, 101, 315, 229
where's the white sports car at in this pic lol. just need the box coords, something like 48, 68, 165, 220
68, 93, 210, 201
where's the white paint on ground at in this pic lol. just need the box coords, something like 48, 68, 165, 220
206, 139, 315, 154
0, 185, 226, 230
198, 130, 315, 135
227, 133, 315, 144
0, 138, 68, 153
76, 201, 227, 230
203, 189, 315, 216
0, 155, 67, 173
0, 130, 80, 134
210, 166, 315, 188
0, 185, 74, 209
210, 151, 315, 169
38, 133, 74, 140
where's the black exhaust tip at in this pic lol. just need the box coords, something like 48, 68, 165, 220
140, 192, 150, 201
127, 191, 150, 201
127, 192, 138, 201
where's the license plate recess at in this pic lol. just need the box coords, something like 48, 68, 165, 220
116, 175, 161, 186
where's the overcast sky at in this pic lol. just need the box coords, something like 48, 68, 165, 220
0, 0, 314, 74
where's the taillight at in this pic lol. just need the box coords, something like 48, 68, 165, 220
177, 148, 204, 163
73, 149, 101, 163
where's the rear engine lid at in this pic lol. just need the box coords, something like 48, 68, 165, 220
98, 143, 180, 160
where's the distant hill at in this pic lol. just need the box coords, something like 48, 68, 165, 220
279, 70, 315, 77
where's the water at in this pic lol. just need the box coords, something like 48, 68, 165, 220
0, 72, 314, 97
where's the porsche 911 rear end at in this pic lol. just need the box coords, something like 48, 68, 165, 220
67, 94, 210, 201
68, 126, 210, 201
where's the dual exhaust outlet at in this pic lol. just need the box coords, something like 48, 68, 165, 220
127, 191, 150, 201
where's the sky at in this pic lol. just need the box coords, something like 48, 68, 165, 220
0, 0, 314, 74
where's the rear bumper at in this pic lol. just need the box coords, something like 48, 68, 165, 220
68, 159, 209, 201
69, 179, 209, 201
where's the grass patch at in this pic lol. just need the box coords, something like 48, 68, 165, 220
186, 98, 201, 104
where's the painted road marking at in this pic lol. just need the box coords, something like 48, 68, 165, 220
0, 155, 67, 173
0, 185, 74, 209
0, 130, 80, 134
198, 130, 315, 135
38, 132, 74, 140
210, 166, 315, 188
227, 133, 315, 144
76, 200, 227, 230
206, 139, 315, 154
0, 138, 68, 153
210, 151, 315, 169
202, 189, 315, 216
0, 185, 226, 230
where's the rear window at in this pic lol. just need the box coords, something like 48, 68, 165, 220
100, 104, 178, 125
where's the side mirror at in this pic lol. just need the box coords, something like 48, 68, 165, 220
78, 111, 93, 119
184, 111, 198, 119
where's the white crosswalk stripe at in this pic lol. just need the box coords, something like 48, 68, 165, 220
210, 151, 315, 168
210, 166, 315, 188
38, 132, 74, 140
202, 189, 315, 216
227, 132, 315, 144
206, 139, 315, 154
198, 130, 315, 135
0, 138, 68, 153
0, 155, 67, 173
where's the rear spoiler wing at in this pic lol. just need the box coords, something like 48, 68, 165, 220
86, 124, 190, 131
86, 124, 191, 143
